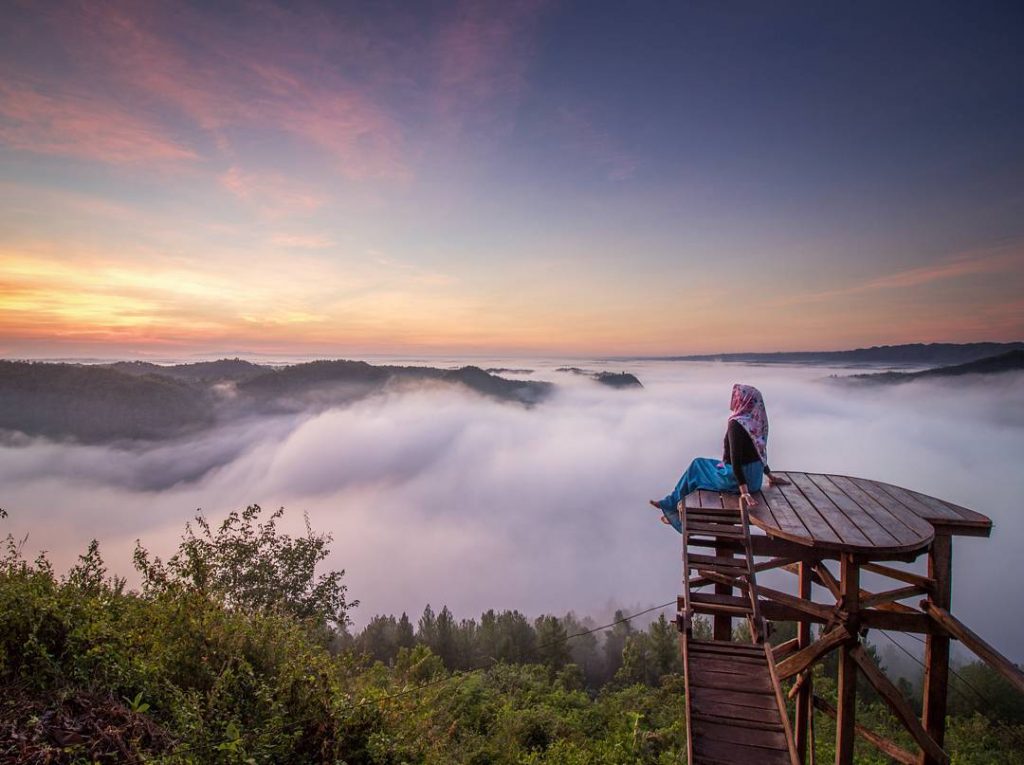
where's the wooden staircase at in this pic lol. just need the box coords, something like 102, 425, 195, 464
679, 499, 800, 765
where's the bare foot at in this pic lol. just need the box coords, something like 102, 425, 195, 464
650, 500, 671, 524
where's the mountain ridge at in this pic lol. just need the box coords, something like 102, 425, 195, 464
0, 359, 551, 443
623, 341, 1024, 366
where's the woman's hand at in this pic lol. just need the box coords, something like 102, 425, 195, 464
740, 491, 757, 508
767, 473, 790, 487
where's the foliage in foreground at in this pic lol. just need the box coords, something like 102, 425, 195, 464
0, 505, 1021, 764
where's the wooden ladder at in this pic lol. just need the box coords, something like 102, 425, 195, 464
679, 495, 800, 765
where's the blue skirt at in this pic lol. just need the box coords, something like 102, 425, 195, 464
656, 458, 764, 533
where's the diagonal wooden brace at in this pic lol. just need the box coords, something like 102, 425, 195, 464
776, 625, 852, 680
850, 644, 949, 765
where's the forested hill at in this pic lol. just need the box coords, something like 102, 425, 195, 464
633, 341, 1024, 366
0, 359, 552, 443
846, 349, 1024, 383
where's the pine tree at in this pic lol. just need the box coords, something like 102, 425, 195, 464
535, 615, 570, 671
602, 609, 633, 682
649, 613, 683, 677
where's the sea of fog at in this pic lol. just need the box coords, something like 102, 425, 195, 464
2, 359, 1023, 664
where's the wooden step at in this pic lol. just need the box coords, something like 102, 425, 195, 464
689, 553, 747, 570
685, 521, 745, 538
686, 512, 742, 525
691, 592, 754, 615
684, 537, 744, 550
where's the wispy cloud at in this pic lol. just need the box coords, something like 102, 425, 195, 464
270, 233, 335, 250
220, 168, 325, 219
1, 3, 410, 180
432, 0, 548, 136
778, 244, 1024, 306
0, 81, 196, 165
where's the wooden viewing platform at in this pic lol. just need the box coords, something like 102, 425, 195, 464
676, 471, 1021, 765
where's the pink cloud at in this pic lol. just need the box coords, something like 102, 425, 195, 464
0, 81, 196, 165
432, 1, 548, 135
2, 3, 410, 180
219, 167, 326, 219
779, 245, 1024, 306
860, 248, 1021, 290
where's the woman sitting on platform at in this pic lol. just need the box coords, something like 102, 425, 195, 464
649, 383, 787, 532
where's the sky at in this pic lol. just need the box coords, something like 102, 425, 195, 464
1, 0, 1023, 358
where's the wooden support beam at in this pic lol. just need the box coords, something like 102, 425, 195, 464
762, 600, 830, 624
758, 584, 845, 623
835, 554, 860, 765
795, 562, 813, 765
861, 562, 936, 592
814, 561, 842, 601
748, 535, 827, 560
860, 609, 935, 634
776, 625, 852, 680
813, 695, 917, 765
864, 593, 918, 614
861, 584, 927, 610
851, 644, 949, 765
773, 637, 800, 661
763, 642, 802, 765
788, 669, 810, 700
679, 502, 694, 634
924, 603, 1024, 695
920, 533, 952, 765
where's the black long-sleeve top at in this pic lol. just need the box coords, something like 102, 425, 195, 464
723, 419, 771, 486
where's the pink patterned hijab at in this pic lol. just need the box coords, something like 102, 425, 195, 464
729, 384, 768, 463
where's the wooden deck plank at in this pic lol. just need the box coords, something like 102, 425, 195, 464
905, 487, 992, 529
827, 474, 928, 545
720, 492, 741, 511
690, 666, 774, 693
691, 736, 794, 764
807, 473, 901, 547
872, 480, 962, 522
689, 686, 780, 709
772, 472, 843, 545
692, 720, 790, 750
688, 639, 765, 655
846, 477, 934, 531
691, 656, 767, 675
926, 494, 991, 526
698, 490, 723, 510
692, 703, 784, 724
755, 483, 810, 541
788, 472, 873, 546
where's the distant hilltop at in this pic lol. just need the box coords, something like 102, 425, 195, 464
0, 359, 553, 444
844, 349, 1024, 384
628, 341, 1024, 366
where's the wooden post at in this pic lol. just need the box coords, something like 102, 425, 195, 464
714, 541, 733, 641
795, 561, 813, 763
835, 554, 860, 765
919, 533, 952, 765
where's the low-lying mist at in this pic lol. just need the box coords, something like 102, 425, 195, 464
2, 361, 1022, 660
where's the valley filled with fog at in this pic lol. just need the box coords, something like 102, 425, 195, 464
2, 359, 1022, 663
